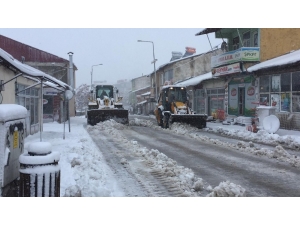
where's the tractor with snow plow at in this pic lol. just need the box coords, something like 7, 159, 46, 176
154, 85, 207, 129
86, 84, 129, 126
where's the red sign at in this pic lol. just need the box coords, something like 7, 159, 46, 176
247, 86, 255, 96
212, 63, 241, 76
231, 88, 237, 96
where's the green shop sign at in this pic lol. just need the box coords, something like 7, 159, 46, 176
211, 47, 260, 68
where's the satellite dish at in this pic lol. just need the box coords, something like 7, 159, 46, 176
263, 115, 280, 134
221, 41, 228, 52
64, 90, 74, 100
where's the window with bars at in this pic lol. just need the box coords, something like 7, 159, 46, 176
233, 36, 239, 50
243, 31, 251, 47
16, 83, 40, 124
253, 32, 258, 47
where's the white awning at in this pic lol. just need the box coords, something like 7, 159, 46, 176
175, 72, 212, 87
247, 49, 300, 72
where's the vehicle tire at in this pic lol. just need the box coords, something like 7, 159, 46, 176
158, 109, 163, 127
163, 113, 170, 129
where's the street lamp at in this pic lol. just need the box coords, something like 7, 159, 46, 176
137, 40, 157, 99
90, 64, 103, 91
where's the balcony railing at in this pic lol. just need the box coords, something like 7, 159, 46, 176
211, 47, 260, 68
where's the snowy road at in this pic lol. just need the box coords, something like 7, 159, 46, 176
85, 116, 300, 197
122, 126, 300, 197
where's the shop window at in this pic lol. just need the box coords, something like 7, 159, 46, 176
30, 98, 34, 124
281, 73, 290, 92
260, 94, 269, 105
271, 75, 281, 92
260, 75, 270, 92
210, 89, 218, 94
292, 72, 300, 91
253, 32, 258, 47
271, 94, 280, 112
26, 88, 31, 96
292, 93, 300, 112
34, 98, 39, 124
218, 89, 225, 94
243, 31, 251, 47
233, 36, 239, 50
281, 93, 290, 112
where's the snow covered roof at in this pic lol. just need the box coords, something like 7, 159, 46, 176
137, 100, 147, 105
141, 91, 151, 96
131, 86, 151, 93
247, 49, 300, 72
175, 72, 212, 87
0, 48, 72, 91
158, 52, 204, 70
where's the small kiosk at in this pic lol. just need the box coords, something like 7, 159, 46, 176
0, 104, 27, 196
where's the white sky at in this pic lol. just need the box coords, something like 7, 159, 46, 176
0, 28, 221, 88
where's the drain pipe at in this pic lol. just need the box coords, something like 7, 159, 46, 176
68, 52, 74, 133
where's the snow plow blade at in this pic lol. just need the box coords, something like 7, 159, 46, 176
169, 114, 208, 129
87, 109, 129, 126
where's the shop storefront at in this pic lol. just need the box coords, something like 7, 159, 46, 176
228, 76, 257, 117
193, 76, 225, 119
247, 49, 300, 130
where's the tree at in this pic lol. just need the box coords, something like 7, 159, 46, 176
75, 84, 90, 114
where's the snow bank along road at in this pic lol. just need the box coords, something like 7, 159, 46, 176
86, 117, 300, 197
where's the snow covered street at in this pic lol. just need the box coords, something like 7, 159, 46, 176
3, 115, 300, 224
18, 116, 300, 197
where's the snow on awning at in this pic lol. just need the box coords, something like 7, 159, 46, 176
137, 100, 147, 105
247, 49, 300, 72
175, 72, 212, 87
131, 86, 151, 93
0, 48, 72, 91
141, 91, 151, 96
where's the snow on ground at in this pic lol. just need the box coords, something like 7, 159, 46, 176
24, 118, 125, 197
87, 119, 246, 197
20, 116, 251, 197
131, 117, 300, 169
3, 116, 299, 224
20, 116, 300, 198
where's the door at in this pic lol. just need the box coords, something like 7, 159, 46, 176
238, 87, 245, 115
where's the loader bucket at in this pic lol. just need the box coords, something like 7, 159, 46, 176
87, 109, 129, 126
169, 114, 207, 129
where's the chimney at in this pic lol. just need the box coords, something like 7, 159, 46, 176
182, 47, 196, 58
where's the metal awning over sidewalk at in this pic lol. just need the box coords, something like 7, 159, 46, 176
0, 48, 72, 91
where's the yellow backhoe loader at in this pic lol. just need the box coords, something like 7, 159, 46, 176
154, 85, 207, 129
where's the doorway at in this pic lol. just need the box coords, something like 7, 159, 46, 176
238, 87, 245, 115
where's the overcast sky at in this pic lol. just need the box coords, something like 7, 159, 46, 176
0, 28, 221, 87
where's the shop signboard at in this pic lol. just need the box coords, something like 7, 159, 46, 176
212, 63, 241, 76
228, 84, 238, 115
211, 47, 260, 68
244, 84, 256, 117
